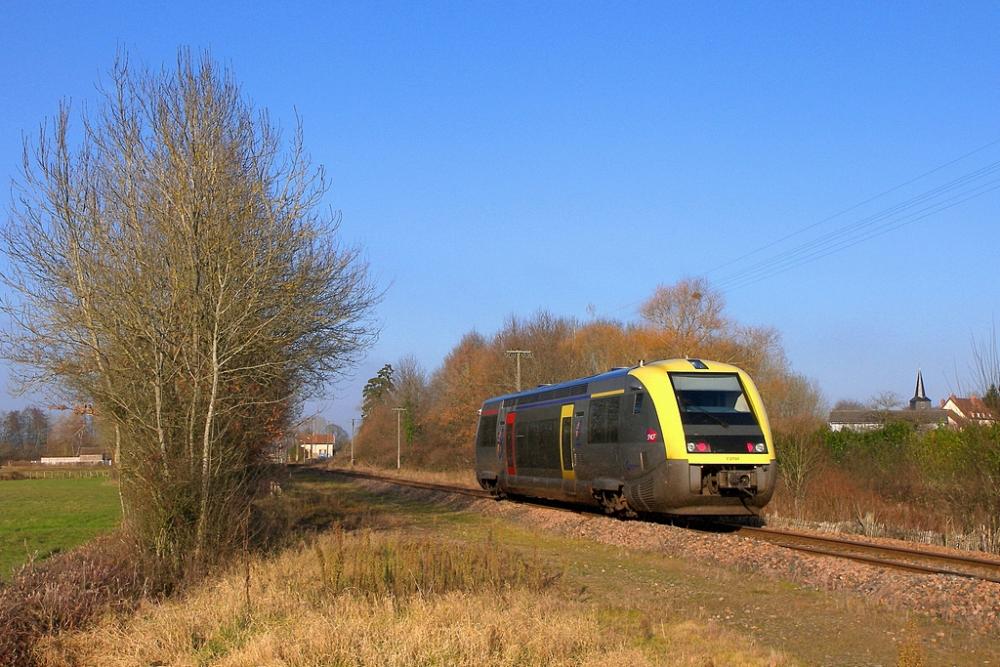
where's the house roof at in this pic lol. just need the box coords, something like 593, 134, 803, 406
943, 395, 998, 422
299, 433, 336, 445
829, 408, 949, 425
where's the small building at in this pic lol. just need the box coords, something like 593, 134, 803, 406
941, 395, 998, 428
299, 433, 336, 459
40, 456, 84, 465
39, 451, 111, 465
829, 370, 949, 432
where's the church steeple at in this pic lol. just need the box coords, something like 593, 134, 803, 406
909, 369, 931, 410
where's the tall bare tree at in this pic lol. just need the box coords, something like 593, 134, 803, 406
1, 51, 378, 574
640, 276, 726, 353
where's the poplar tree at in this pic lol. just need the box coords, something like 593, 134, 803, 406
1, 51, 378, 575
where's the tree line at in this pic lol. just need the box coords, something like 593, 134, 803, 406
0, 408, 49, 462
0, 407, 109, 462
355, 277, 822, 469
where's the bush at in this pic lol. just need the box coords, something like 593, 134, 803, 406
0, 534, 152, 666
769, 421, 1000, 544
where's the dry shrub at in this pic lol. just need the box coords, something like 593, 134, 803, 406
0, 534, 152, 666
250, 483, 381, 552
767, 422, 1000, 551
770, 465, 935, 529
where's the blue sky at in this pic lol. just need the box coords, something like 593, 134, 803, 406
1, 1, 998, 428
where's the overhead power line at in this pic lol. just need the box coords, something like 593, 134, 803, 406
713, 162, 1000, 291
716, 178, 1000, 292
598, 137, 1000, 317
705, 135, 1000, 277
709, 143, 1000, 292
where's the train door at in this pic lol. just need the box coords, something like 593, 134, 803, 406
559, 403, 576, 494
505, 412, 517, 476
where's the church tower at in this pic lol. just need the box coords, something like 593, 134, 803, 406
909, 369, 932, 410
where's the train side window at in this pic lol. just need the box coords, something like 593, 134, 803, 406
607, 399, 619, 441
588, 400, 603, 442
589, 396, 621, 443
477, 415, 498, 448
632, 393, 644, 415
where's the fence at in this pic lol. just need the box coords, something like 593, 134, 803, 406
1, 468, 113, 480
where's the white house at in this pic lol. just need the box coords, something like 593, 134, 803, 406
299, 433, 336, 459
940, 395, 998, 428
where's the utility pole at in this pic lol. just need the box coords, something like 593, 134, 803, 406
392, 407, 407, 469
506, 350, 532, 392
350, 418, 357, 467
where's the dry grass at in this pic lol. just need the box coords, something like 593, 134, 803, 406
40, 524, 790, 667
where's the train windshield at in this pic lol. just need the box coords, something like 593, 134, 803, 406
669, 373, 759, 427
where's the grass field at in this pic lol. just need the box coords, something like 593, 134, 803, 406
0, 477, 121, 578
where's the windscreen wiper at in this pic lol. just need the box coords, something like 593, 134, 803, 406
680, 399, 730, 429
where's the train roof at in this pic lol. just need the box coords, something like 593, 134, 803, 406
483, 358, 745, 406
486, 366, 632, 405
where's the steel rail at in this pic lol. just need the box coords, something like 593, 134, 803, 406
730, 525, 1000, 584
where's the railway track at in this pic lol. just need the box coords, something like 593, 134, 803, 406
314, 465, 1000, 585
319, 466, 491, 500
728, 524, 1000, 584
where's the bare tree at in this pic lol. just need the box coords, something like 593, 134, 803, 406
640, 277, 726, 352
971, 322, 999, 410
1, 51, 378, 574
868, 391, 902, 411
46, 412, 95, 456
776, 417, 825, 518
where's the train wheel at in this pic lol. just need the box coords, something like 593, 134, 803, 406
597, 490, 637, 519
481, 479, 506, 500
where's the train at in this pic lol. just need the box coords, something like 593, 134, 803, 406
474, 358, 776, 517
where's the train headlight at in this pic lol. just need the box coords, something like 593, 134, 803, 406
754, 442, 766, 453
686, 442, 696, 453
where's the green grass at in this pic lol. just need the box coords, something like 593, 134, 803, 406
0, 477, 121, 578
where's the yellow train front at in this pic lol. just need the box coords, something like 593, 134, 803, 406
474, 358, 776, 517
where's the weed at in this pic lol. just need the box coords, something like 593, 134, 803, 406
854, 506, 885, 538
